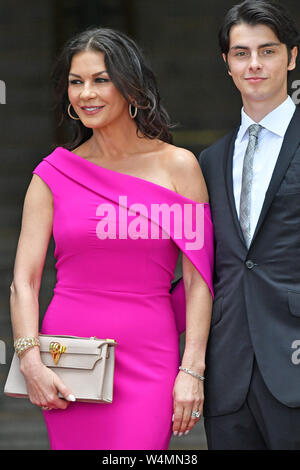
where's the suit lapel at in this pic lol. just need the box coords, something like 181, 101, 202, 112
250, 106, 300, 248
224, 127, 246, 246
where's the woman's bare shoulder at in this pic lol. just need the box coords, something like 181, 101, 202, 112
160, 144, 209, 202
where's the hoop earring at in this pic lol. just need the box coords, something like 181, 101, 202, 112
129, 103, 138, 119
68, 103, 80, 120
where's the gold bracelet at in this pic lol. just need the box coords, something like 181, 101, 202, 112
14, 336, 40, 358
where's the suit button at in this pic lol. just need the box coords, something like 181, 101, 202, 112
246, 260, 255, 269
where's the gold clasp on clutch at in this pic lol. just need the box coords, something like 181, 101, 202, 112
49, 342, 66, 365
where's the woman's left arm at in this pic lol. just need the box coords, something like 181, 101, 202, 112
172, 257, 212, 436
168, 147, 213, 437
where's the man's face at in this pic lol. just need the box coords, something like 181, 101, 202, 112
224, 23, 297, 108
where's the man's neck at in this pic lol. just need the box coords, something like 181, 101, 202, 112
242, 94, 289, 123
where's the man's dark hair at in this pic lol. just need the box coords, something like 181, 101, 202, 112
219, 0, 299, 64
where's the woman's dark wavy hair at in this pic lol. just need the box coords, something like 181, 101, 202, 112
51, 26, 174, 150
219, 0, 299, 64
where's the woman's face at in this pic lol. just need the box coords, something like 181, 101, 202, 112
68, 50, 129, 128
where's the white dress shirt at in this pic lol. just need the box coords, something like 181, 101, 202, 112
233, 95, 296, 241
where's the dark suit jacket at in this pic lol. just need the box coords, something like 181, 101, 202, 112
198, 106, 300, 417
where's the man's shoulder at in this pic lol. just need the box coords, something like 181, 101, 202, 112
199, 128, 238, 167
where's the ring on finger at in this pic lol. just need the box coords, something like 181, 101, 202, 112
191, 410, 201, 418
41, 406, 53, 411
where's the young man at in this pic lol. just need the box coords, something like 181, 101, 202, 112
199, 0, 300, 449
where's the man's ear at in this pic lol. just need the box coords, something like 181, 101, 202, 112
222, 53, 232, 76
288, 46, 298, 72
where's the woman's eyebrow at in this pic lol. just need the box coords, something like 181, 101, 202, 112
68, 70, 107, 77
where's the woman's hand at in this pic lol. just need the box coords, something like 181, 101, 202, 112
20, 349, 75, 410
172, 370, 203, 436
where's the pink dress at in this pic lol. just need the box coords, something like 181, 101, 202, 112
32, 146, 214, 450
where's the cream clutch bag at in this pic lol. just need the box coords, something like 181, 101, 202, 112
4, 334, 117, 403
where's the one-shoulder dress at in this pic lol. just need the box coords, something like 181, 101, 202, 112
32, 146, 214, 450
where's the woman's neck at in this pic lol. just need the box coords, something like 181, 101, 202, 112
89, 116, 146, 162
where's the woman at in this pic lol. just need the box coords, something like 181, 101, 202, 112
9, 27, 214, 450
